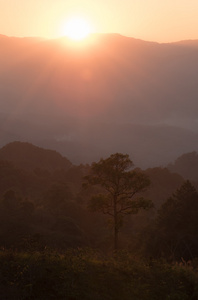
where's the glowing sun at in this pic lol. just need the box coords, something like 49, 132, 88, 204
62, 17, 92, 41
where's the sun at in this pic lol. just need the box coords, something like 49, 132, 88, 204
61, 17, 92, 41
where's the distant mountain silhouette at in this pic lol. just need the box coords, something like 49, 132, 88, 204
0, 34, 198, 167
0, 141, 72, 171
168, 151, 198, 181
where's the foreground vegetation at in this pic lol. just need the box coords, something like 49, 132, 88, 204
0, 248, 198, 300
1, 143, 198, 298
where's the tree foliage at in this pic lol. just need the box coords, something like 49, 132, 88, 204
84, 153, 152, 250
147, 181, 198, 260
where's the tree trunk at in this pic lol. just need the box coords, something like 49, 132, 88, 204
113, 196, 118, 251
114, 223, 118, 251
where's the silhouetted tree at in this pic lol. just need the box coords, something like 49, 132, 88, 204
147, 181, 198, 260
84, 153, 152, 250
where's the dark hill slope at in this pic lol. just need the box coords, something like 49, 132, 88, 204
0, 141, 72, 171
168, 151, 198, 181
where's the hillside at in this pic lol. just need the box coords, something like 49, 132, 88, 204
1, 249, 197, 300
0, 34, 198, 167
0, 141, 191, 252
168, 151, 198, 181
0, 141, 72, 171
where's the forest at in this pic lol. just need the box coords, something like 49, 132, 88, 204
0, 141, 198, 299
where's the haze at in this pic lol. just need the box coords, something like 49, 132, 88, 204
1, 0, 198, 42
0, 34, 198, 168
1, 3, 198, 298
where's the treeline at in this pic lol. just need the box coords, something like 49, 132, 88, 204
0, 141, 198, 261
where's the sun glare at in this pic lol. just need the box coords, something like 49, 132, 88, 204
61, 17, 92, 41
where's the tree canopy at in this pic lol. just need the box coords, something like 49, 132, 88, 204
147, 180, 198, 260
84, 153, 152, 250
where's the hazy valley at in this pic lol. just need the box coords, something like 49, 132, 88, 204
1, 33, 198, 167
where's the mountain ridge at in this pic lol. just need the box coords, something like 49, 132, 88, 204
0, 33, 198, 168
0, 141, 72, 171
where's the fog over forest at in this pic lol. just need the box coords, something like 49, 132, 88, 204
1, 31, 198, 297
0, 33, 198, 167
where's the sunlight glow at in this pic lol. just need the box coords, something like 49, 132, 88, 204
61, 17, 92, 41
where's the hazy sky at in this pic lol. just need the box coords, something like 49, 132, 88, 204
1, 0, 198, 42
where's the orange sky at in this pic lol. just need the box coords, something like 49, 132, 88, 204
1, 0, 198, 42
